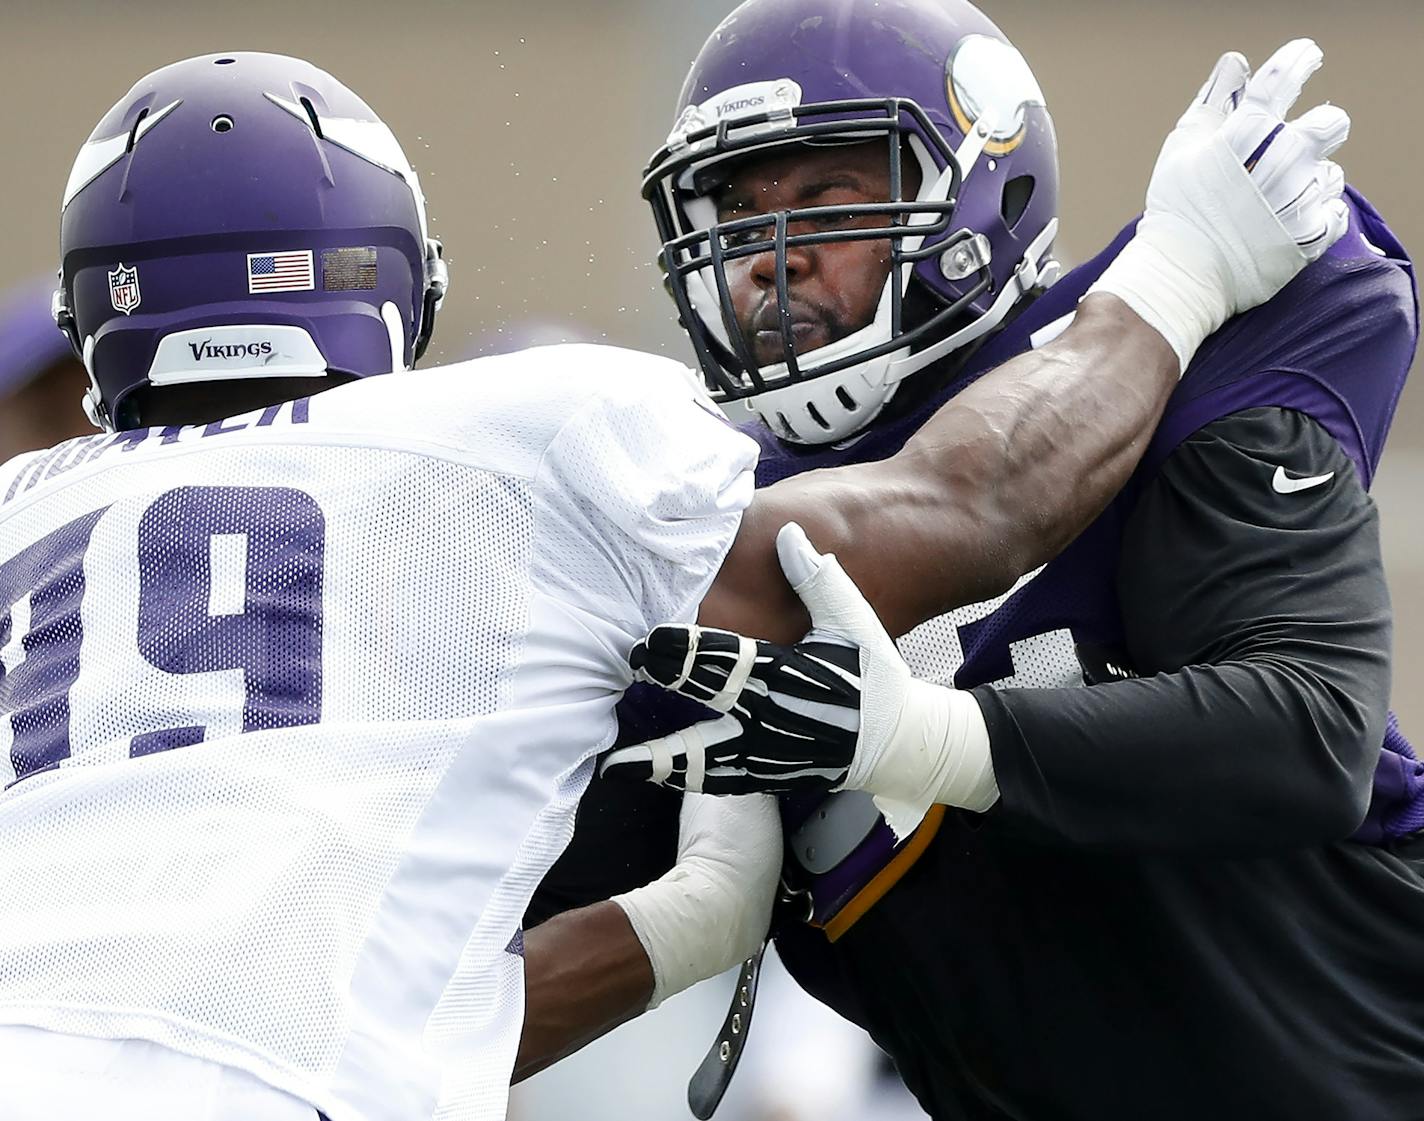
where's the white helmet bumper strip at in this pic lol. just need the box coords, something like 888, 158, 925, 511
147, 324, 329, 385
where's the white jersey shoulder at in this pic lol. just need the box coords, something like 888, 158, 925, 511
319, 343, 722, 468
0, 345, 756, 1121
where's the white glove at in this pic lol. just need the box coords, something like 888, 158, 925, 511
775, 523, 997, 838
610, 791, 780, 1009
1090, 40, 1351, 372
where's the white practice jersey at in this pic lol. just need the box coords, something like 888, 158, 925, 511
0, 345, 757, 1121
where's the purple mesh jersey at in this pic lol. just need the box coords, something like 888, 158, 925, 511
617, 186, 1422, 858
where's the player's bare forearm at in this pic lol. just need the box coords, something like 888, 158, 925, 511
700, 294, 1178, 642
513, 901, 654, 1082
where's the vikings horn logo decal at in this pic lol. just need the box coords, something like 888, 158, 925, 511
108, 263, 141, 316
945, 35, 1047, 157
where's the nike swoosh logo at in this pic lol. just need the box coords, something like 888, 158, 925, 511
1272, 465, 1335, 494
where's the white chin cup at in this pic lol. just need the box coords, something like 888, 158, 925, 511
747, 345, 906, 444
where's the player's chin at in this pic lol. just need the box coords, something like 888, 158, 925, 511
751, 323, 830, 366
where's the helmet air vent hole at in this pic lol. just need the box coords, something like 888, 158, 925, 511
125, 107, 149, 154
835, 387, 857, 411
806, 402, 830, 430
299, 96, 324, 139
214, 57, 236, 65
776, 412, 796, 440
1001, 175, 1035, 231
211, 115, 235, 133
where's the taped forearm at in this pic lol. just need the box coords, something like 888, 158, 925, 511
611, 792, 779, 1009
515, 793, 778, 1078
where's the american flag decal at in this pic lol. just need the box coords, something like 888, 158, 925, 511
247, 250, 315, 294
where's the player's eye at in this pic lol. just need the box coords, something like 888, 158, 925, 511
719, 226, 770, 251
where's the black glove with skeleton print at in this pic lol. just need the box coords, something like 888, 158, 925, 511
601, 622, 862, 794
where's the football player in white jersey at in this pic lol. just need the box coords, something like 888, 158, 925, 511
0, 47, 1337, 1121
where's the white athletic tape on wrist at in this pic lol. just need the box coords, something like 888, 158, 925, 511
1089, 227, 1216, 374
860, 680, 999, 839
648, 734, 677, 785
612, 793, 780, 1009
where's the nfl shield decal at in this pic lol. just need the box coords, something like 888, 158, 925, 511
108, 263, 141, 315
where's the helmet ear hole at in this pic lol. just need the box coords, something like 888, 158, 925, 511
1001, 174, 1035, 231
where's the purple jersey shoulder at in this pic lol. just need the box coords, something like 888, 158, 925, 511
1145, 186, 1417, 489
752, 187, 1417, 493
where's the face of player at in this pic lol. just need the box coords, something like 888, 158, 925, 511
708, 141, 922, 368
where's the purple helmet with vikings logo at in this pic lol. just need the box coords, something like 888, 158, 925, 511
644, 0, 1059, 443
53, 52, 447, 431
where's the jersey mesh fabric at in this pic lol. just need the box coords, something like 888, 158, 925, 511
0, 346, 757, 1121
896, 566, 1085, 690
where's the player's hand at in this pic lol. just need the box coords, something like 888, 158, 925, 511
1091, 40, 1350, 372
604, 523, 996, 836
602, 618, 862, 794
603, 522, 875, 796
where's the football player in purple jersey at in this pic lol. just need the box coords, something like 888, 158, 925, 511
540, 0, 1424, 1117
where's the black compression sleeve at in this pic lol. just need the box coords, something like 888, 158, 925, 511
974, 407, 1392, 854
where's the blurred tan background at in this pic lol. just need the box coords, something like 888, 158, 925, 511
1, 0, 1420, 708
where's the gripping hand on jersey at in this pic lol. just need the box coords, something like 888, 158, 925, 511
1090, 39, 1351, 372
602, 523, 998, 838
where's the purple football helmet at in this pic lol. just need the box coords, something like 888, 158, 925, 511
53, 52, 447, 431
644, 0, 1060, 443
